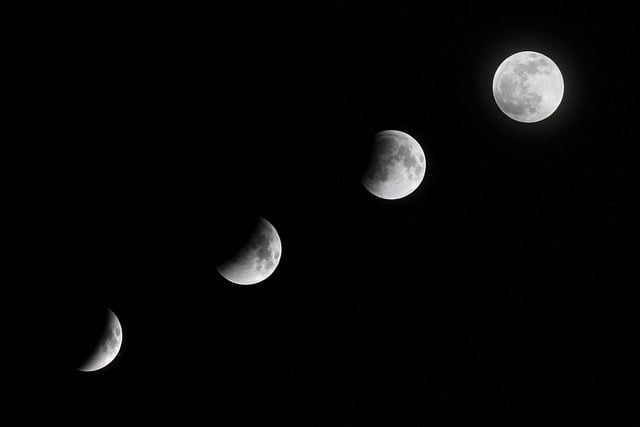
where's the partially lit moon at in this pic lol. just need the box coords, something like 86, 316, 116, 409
78, 309, 123, 372
362, 130, 426, 200
217, 217, 282, 285
492, 51, 564, 123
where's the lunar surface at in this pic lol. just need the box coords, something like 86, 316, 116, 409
362, 130, 427, 200
492, 51, 564, 123
78, 309, 123, 372
217, 217, 282, 285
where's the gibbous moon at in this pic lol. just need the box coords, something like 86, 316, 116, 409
362, 130, 427, 200
492, 51, 564, 123
217, 217, 282, 285
78, 309, 123, 372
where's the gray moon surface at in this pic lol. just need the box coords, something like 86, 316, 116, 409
78, 309, 123, 372
217, 217, 282, 285
362, 130, 427, 200
492, 51, 564, 123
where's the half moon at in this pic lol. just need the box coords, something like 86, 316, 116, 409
78, 309, 123, 372
216, 217, 282, 285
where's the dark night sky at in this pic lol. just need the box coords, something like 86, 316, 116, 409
12, 2, 640, 425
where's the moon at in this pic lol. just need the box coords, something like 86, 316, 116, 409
217, 217, 282, 285
492, 51, 564, 123
78, 309, 123, 372
362, 130, 427, 200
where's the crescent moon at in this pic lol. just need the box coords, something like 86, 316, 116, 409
217, 217, 282, 285
78, 309, 123, 372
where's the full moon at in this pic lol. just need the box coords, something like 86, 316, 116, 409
217, 217, 282, 285
492, 51, 564, 123
78, 309, 123, 372
362, 130, 427, 200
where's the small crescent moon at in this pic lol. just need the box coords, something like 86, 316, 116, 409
78, 309, 123, 372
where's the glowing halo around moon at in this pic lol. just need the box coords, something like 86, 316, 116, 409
217, 217, 282, 285
492, 51, 564, 123
78, 309, 123, 372
362, 130, 427, 200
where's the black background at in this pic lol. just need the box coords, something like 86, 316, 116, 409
12, 2, 640, 425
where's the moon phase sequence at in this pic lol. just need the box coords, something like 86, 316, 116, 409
362, 130, 427, 200
217, 217, 282, 285
78, 309, 123, 372
493, 51, 564, 123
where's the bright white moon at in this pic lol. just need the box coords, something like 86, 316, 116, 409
217, 217, 282, 285
362, 130, 426, 200
492, 51, 564, 123
78, 309, 123, 372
